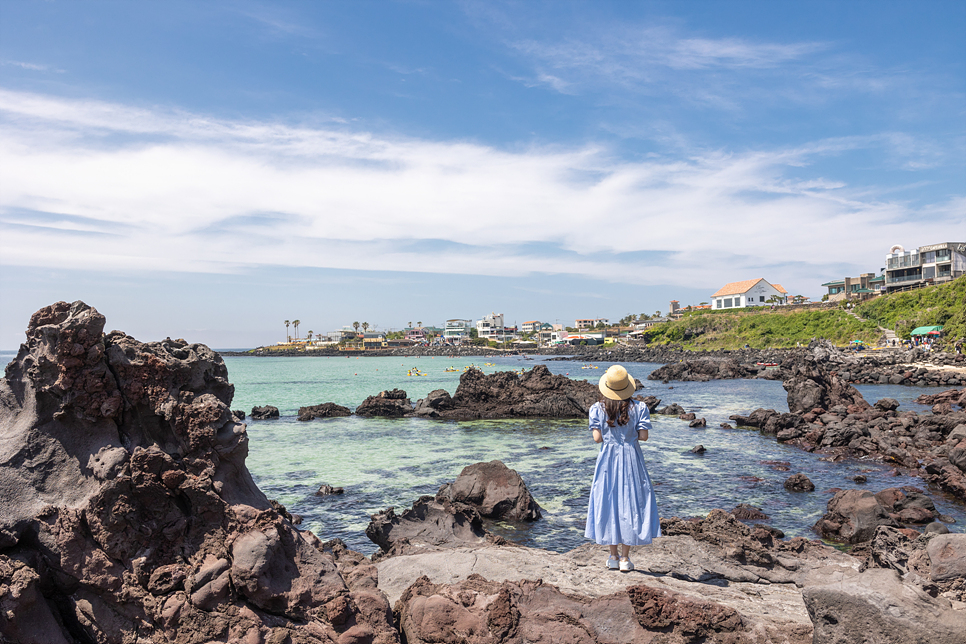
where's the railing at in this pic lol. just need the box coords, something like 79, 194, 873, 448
887, 274, 923, 284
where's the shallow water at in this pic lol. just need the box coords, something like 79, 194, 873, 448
224, 355, 966, 555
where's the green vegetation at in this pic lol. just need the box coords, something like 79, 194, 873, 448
641, 308, 881, 350
854, 276, 966, 344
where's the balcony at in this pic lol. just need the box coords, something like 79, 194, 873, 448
887, 274, 925, 284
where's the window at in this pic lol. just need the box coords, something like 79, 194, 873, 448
716, 300, 722, 309
724, 298, 733, 307
760, 296, 765, 302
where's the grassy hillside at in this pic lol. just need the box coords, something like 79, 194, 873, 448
640, 307, 882, 350
854, 275, 966, 344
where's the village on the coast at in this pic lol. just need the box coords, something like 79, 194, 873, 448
273, 240, 966, 352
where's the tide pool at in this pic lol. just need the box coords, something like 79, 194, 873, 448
225, 354, 965, 555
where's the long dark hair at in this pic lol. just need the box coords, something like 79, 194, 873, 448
600, 396, 631, 427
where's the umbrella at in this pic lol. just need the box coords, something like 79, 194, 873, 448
927, 330, 941, 335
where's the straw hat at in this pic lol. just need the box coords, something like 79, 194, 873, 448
598, 365, 637, 400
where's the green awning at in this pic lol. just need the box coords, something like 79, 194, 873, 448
910, 325, 943, 336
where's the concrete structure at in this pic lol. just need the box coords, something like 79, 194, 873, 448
711, 279, 787, 310
884, 242, 966, 294
521, 320, 541, 334
636, 317, 670, 329
575, 318, 609, 330
477, 312, 505, 340
443, 319, 473, 343
821, 273, 885, 302
669, 300, 680, 316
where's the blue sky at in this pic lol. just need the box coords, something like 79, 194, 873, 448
1, 1, 963, 349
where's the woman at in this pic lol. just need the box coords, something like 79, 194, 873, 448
584, 364, 660, 572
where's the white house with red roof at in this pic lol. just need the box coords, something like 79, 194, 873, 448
710, 278, 788, 310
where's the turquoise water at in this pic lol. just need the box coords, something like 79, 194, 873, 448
223, 355, 965, 555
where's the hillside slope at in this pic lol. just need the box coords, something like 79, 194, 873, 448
854, 275, 966, 344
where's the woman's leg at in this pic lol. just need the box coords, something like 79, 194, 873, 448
609, 545, 619, 558
620, 544, 630, 560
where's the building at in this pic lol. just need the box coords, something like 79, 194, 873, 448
521, 320, 541, 334
710, 278, 787, 310
575, 318, 609, 330
821, 272, 885, 302
477, 312, 505, 339
884, 242, 966, 294
443, 319, 473, 343
636, 317, 670, 329
669, 300, 680, 316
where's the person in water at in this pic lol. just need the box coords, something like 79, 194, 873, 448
585, 364, 660, 572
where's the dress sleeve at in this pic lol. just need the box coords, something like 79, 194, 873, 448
636, 402, 652, 432
589, 403, 604, 431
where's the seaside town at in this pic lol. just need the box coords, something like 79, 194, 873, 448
274, 240, 966, 352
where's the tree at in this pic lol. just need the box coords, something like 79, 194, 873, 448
362, 322, 369, 333
307, 330, 313, 342
353, 321, 360, 333
699, 302, 708, 306
408, 321, 412, 329
284, 320, 290, 342
292, 320, 300, 340
417, 321, 422, 328
595, 321, 605, 329
654, 311, 661, 318
469, 327, 478, 339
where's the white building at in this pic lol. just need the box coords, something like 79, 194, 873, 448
711, 278, 787, 310
884, 242, 966, 294
521, 320, 541, 334
476, 312, 505, 339
443, 319, 473, 343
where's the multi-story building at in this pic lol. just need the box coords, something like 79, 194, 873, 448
884, 242, 966, 294
821, 272, 885, 302
575, 318, 609, 329
710, 278, 787, 309
443, 319, 473, 343
521, 320, 541, 334
476, 312, 505, 339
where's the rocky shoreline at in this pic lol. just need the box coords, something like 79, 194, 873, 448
2, 302, 964, 644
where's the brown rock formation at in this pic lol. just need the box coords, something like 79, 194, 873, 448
0, 301, 397, 643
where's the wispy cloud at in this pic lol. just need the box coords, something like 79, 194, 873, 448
0, 90, 961, 296
2, 60, 66, 73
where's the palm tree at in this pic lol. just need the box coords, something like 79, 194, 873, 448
284, 320, 290, 342
353, 321, 360, 334
417, 321, 422, 328
307, 330, 313, 342
292, 320, 300, 340
408, 321, 412, 329
362, 322, 369, 333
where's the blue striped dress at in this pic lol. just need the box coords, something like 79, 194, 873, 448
584, 400, 661, 545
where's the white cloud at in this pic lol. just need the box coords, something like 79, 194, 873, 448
0, 89, 961, 297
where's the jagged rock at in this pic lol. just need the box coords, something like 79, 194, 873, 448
356, 389, 413, 417
0, 301, 396, 643
916, 387, 966, 408
688, 417, 707, 427
782, 343, 871, 414
874, 486, 938, 524
317, 484, 345, 496
435, 365, 599, 420
689, 444, 706, 454
436, 460, 541, 521
232, 409, 246, 420
365, 497, 490, 558
648, 357, 755, 382
927, 533, 966, 582
411, 389, 453, 418
784, 473, 815, 492
874, 397, 900, 412
638, 395, 661, 411
813, 489, 899, 544
297, 402, 351, 421
656, 403, 686, 416
250, 405, 279, 419
678, 412, 696, 421
730, 503, 769, 521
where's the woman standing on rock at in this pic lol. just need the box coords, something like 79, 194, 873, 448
585, 364, 660, 572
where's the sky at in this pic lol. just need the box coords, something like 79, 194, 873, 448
1, 1, 964, 349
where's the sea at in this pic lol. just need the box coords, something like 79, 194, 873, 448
3, 350, 964, 555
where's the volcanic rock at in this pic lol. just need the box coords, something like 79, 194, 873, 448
365, 497, 490, 558
297, 402, 351, 421
0, 301, 396, 643
435, 365, 599, 420
316, 484, 345, 496
813, 489, 899, 544
689, 444, 706, 454
436, 460, 542, 521
656, 403, 686, 416
356, 389, 413, 417
250, 405, 279, 419
781, 341, 871, 414
411, 389, 453, 418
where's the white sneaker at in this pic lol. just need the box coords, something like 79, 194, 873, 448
619, 558, 634, 572
606, 556, 620, 570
